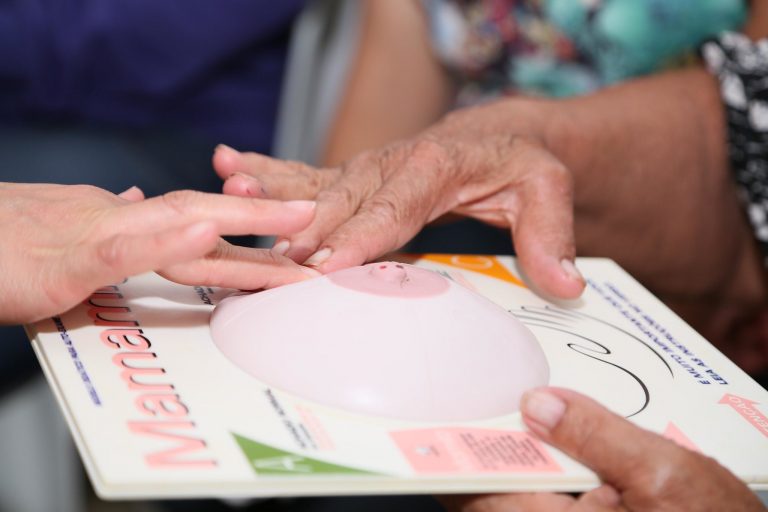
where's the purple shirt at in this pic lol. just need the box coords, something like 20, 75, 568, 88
0, 1, 306, 151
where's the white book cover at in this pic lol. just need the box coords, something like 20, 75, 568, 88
25, 255, 768, 499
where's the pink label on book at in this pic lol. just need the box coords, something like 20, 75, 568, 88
390, 428, 561, 474
662, 422, 700, 452
719, 394, 768, 438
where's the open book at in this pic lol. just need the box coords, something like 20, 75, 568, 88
26, 255, 768, 499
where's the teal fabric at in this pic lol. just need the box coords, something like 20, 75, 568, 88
425, 0, 748, 99
545, 0, 747, 85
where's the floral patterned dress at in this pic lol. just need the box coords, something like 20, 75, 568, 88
423, 0, 747, 104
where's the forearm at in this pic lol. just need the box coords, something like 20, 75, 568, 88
553, 67, 765, 308
556, 67, 727, 218
321, 0, 454, 166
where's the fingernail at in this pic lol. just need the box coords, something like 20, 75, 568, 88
300, 266, 322, 278
304, 248, 332, 267
284, 200, 316, 213
522, 389, 566, 432
560, 258, 584, 283
272, 240, 290, 255
118, 185, 141, 196
215, 143, 240, 155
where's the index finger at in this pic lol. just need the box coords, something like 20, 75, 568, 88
115, 191, 317, 236
214, 145, 339, 200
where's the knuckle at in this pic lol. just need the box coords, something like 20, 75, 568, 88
204, 242, 229, 263
71, 184, 118, 205
161, 190, 202, 215
347, 150, 379, 171
94, 236, 127, 271
633, 440, 694, 497
524, 158, 573, 198
405, 138, 450, 169
72, 184, 106, 196
568, 417, 602, 463
308, 169, 326, 191
259, 247, 288, 266
318, 183, 357, 210
364, 194, 403, 225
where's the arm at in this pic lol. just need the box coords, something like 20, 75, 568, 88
321, 0, 455, 166
555, 68, 765, 325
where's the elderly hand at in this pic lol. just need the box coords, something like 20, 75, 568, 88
215, 68, 768, 363
214, 100, 586, 300
443, 388, 765, 512
1, 182, 317, 324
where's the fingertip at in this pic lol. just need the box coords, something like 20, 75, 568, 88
260, 264, 322, 289
518, 254, 586, 300
304, 245, 368, 274
285, 244, 318, 266
271, 239, 291, 255
213, 143, 242, 179
215, 143, 239, 154
560, 258, 585, 289
303, 247, 333, 268
284, 200, 317, 215
551, 258, 586, 299
511, 186, 582, 299
223, 173, 266, 197
520, 387, 568, 438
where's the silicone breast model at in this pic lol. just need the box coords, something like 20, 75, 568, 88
210, 262, 549, 422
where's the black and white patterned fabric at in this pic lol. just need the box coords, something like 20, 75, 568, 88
702, 32, 768, 262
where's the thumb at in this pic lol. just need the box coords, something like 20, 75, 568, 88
519, 387, 679, 489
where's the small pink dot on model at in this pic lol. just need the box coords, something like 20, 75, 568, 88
329, 261, 450, 298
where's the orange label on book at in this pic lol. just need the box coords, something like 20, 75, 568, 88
419, 254, 527, 288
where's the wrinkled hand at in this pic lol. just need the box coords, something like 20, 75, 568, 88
214, 101, 585, 299
1, 182, 317, 324
443, 388, 765, 512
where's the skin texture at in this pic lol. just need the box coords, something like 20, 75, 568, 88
0, 182, 318, 324
441, 388, 766, 512
216, 127, 585, 300
213, 67, 766, 358
306, 0, 768, 364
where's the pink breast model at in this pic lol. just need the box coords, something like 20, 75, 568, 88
210, 262, 549, 422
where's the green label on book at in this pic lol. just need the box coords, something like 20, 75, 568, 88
233, 433, 378, 476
